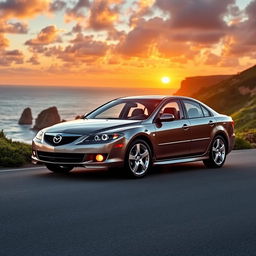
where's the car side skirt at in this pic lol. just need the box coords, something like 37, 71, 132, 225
153, 155, 209, 166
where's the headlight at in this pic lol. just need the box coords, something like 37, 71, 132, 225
77, 133, 123, 144
35, 130, 44, 141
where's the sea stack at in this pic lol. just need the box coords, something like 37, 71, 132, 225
33, 106, 61, 130
18, 107, 33, 125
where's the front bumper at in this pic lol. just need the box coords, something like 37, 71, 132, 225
32, 137, 126, 168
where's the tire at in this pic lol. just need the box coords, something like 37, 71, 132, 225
45, 163, 73, 173
125, 139, 152, 178
203, 135, 227, 168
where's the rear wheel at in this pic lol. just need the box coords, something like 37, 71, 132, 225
203, 136, 227, 168
125, 139, 152, 178
45, 163, 73, 173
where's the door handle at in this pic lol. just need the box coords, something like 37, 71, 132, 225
182, 124, 189, 130
208, 120, 215, 126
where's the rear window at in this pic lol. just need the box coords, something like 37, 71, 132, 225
183, 100, 204, 119
201, 105, 211, 117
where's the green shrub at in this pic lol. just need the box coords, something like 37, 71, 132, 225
0, 130, 31, 167
234, 137, 253, 150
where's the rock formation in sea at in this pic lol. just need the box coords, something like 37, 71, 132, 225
75, 115, 83, 119
18, 107, 33, 125
33, 106, 61, 130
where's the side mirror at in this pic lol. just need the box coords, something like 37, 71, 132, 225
158, 113, 175, 122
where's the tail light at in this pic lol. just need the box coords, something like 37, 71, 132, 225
231, 120, 235, 128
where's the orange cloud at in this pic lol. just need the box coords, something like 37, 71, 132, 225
0, 34, 9, 49
0, 0, 50, 18
39, 34, 109, 65
25, 25, 61, 46
88, 0, 120, 30
0, 49, 24, 66
0, 21, 28, 34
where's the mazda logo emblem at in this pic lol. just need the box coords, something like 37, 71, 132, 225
53, 134, 62, 144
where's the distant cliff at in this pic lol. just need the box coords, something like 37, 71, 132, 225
175, 75, 231, 97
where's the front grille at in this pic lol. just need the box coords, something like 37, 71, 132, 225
44, 134, 80, 146
37, 151, 85, 163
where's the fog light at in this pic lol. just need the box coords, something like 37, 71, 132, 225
95, 154, 104, 162
32, 150, 36, 156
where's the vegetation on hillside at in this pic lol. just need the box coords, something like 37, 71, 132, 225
195, 65, 256, 116
0, 130, 31, 167
232, 100, 256, 132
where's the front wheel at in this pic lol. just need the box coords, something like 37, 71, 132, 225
203, 136, 227, 168
45, 163, 73, 173
125, 139, 152, 178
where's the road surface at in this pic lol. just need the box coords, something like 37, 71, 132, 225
0, 149, 256, 256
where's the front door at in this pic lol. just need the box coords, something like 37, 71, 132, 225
154, 100, 191, 159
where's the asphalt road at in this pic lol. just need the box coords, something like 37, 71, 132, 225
0, 149, 256, 256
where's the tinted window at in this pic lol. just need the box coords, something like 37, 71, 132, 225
127, 103, 149, 118
159, 100, 182, 120
183, 100, 204, 119
86, 99, 161, 120
201, 105, 211, 117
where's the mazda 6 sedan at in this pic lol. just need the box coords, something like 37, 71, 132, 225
32, 96, 235, 178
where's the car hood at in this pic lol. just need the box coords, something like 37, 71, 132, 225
45, 119, 142, 135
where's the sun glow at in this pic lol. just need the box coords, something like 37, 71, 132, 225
161, 76, 171, 84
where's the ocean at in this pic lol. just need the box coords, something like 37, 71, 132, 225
0, 85, 175, 144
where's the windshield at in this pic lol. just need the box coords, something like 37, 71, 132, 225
86, 99, 162, 120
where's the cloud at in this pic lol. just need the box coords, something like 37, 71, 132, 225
27, 55, 40, 65
88, 0, 120, 30
72, 24, 83, 33
25, 25, 61, 46
0, 49, 24, 66
49, 0, 66, 12
66, 0, 90, 18
42, 34, 109, 64
0, 21, 28, 34
156, 0, 234, 29
116, 17, 163, 57
222, 0, 256, 57
66, 0, 121, 31
0, 0, 50, 18
66, 34, 108, 56
0, 34, 9, 49
129, 0, 155, 27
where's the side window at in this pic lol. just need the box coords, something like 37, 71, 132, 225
127, 103, 148, 118
201, 105, 211, 117
159, 101, 182, 120
183, 100, 204, 119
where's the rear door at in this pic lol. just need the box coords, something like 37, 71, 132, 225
182, 99, 215, 155
154, 99, 191, 159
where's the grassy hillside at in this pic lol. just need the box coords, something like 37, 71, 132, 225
0, 130, 31, 167
232, 99, 256, 132
195, 65, 256, 116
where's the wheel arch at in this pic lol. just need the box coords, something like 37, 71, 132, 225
213, 131, 229, 152
126, 133, 155, 159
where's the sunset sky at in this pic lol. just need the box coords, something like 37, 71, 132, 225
0, 0, 255, 88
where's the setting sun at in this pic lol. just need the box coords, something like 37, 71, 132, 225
161, 77, 171, 84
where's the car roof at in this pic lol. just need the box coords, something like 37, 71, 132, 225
119, 95, 168, 100
119, 95, 200, 101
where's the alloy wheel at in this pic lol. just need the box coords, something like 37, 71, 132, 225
128, 143, 150, 176
212, 138, 226, 166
